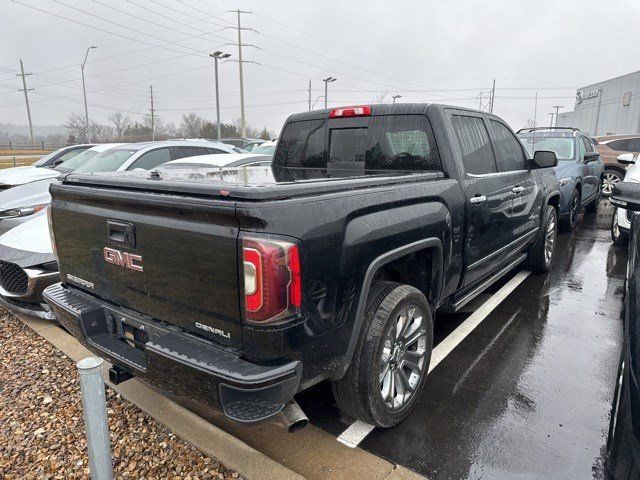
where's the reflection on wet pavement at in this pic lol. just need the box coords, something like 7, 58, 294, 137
355, 202, 626, 479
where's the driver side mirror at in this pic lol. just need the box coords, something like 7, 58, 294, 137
611, 182, 640, 212
531, 150, 558, 168
583, 151, 600, 163
617, 153, 636, 165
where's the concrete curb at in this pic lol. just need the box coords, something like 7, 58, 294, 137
17, 314, 305, 480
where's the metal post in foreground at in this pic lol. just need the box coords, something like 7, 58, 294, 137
77, 357, 113, 480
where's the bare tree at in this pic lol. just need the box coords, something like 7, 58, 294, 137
65, 113, 89, 142
371, 92, 390, 104
108, 112, 131, 140
180, 112, 205, 138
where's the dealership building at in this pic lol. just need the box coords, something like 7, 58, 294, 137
556, 69, 640, 136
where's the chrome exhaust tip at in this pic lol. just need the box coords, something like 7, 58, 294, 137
278, 400, 309, 432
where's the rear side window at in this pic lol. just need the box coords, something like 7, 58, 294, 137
174, 146, 210, 159
273, 115, 441, 181
607, 139, 631, 152
128, 148, 171, 170
488, 120, 528, 171
628, 138, 640, 151
450, 115, 497, 175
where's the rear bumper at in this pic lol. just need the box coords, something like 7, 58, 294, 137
43, 283, 302, 423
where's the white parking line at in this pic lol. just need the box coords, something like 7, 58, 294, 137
429, 270, 531, 373
337, 420, 376, 448
336, 269, 531, 448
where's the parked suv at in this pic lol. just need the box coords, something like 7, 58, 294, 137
594, 134, 640, 195
44, 104, 560, 429
518, 127, 604, 230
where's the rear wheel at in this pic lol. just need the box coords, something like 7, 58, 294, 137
526, 205, 557, 273
611, 208, 629, 247
603, 168, 623, 196
332, 282, 433, 427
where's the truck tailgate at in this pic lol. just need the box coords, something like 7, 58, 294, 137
49, 183, 243, 349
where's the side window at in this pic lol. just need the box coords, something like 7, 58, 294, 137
581, 136, 593, 153
628, 138, 640, 152
450, 115, 497, 175
577, 138, 587, 161
128, 148, 171, 170
488, 120, 528, 171
174, 146, 210, 160
608, 139, 630, 152
207, 148, 227, 154
56, 149, 84, 164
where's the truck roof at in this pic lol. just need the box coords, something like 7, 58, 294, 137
286, 103, 487, 122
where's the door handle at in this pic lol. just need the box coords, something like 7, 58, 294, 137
512, 186, 525, 194
470, 195, 487, 204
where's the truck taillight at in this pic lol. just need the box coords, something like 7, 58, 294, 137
242, 237, 302, 323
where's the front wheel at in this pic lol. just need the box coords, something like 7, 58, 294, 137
332, 282, 433, 427
560, 189, 580, 231
611, 208, 629, 247
526, 205, 557, 273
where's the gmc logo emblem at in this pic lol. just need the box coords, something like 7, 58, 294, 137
103, 247, 143, 272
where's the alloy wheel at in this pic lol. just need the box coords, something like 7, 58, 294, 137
379, 306, 428, 410
603, 171, 622, 196
544, 212, 556, 265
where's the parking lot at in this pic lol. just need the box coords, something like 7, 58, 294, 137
93, 200, 620, 479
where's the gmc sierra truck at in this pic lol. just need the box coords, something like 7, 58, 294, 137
44, 104, 560, 429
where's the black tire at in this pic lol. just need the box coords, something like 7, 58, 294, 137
585, 185, 600, 213
560, 189, 580, 231
612, 208, 629, 247
332, 282, 433, 427
526, 205, 557, 273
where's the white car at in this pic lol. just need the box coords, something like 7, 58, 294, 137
0, 143, 125, 235
0, 140, 234, 235
248, 140, 277, 156
0, 144, 94, 189
612, 153, 639, 245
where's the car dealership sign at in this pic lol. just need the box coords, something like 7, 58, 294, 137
576, 89, 599, 105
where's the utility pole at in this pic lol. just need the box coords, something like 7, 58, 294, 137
489, 78, 496, 113
308, 80, 312, 111
392, 94, 402, 104
552, 105, 563, 127
81, 46, 97, 142
323, 77, 336, 109
229, 9, 251, 138
211, 51, 231, 140
149, 85, 155, 141
17, 60, 35, 148
549, 113, 554, 128
477, 91, 483, 110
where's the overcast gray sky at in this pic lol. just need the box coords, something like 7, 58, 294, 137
1, 0, 639, 133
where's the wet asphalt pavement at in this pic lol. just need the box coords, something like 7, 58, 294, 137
298, 200, 627, 479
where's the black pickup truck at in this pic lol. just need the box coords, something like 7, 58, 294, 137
44, 104, 560, 429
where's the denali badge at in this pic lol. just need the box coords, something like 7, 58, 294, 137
194, 322, 231, 339
103, 247, 143, 272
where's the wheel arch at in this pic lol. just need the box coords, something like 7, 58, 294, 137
333, 238, 443, 380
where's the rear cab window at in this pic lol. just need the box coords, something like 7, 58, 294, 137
272, 114, 442, 181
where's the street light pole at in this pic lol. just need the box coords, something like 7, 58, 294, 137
392, 94, 402, 104
552, 105, 564, 127
323, 77, 336, 109
210, 51, 231, 141
81, 46, 97, 142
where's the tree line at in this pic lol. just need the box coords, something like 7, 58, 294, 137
65, 112, 275, 144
